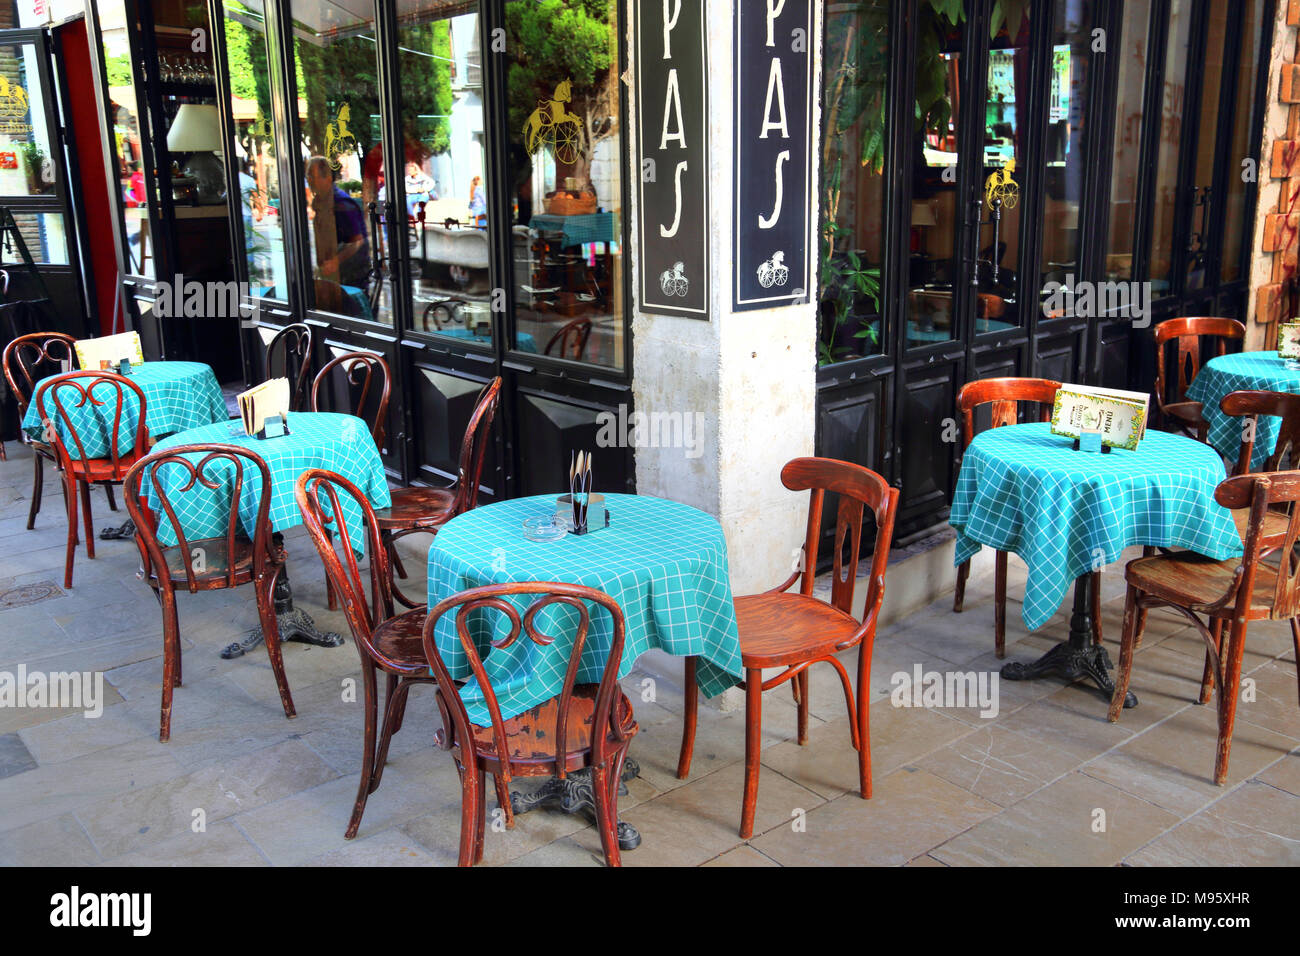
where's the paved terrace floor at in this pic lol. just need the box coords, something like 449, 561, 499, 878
0, 441, 1297, 866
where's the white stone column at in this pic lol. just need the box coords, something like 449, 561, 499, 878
626, 0, 822, 599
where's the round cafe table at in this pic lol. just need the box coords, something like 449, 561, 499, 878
427, 492, 743, 848
949, 422, 1243, 705
147, 411, 391, 658
1184, 350, 1300, 470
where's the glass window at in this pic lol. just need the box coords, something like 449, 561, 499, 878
504, 0, 624, 370
906, 0, 968, 347
399, 2, 493, 347
1147, 0, 1191, 291
222, 0, 288, 297
1183, 0, 1229, 291
818, 0, 888, 365
1039, 0, 1093, 316
289, 0, 390, 325
2, 212, 68, 264
1105, 0, 1150, 283
98, 0, 153, 277
1221, 0, 1266, 284
0, 43, 57, 199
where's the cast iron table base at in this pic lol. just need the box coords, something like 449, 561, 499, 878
510, 758, 642, 851
221, 544, 343, 659
1001, 573, 1138, 709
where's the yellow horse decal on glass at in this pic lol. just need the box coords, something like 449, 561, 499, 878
523, 79, 583, 165
324, 103, 357, 170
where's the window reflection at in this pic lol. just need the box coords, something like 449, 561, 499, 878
98, 0, 152, 277
1106, 0, 1150, 283
505, 0, 624, 370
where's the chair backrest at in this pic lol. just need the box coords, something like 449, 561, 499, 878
33, 371, 149, 476
450, 376, 502, 515
3, 332, 77, 415
956, 377, 1062, 449
422, 582, 630, 779
1220, 389, 1300, 475
311, 350, 391, 449
784, 457, 899, 624
265, 323, 313, 412
544, 318, 592, 361
124, 444, 274, 593
295, 468, 395, 664
1215, 470, 1300, 620
1154, 316, 1244, 411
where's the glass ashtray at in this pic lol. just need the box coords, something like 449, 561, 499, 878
522, 513, 568, 542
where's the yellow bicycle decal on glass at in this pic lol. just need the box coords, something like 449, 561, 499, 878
984, 158, 1019, 209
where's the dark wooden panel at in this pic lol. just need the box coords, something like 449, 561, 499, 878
896, 364, 958, 526
1096, 320, 1132, 390
410, 362, 499, 499
816, 378, 883, 475
514, 387, 631, 499
317, 336, 399, 470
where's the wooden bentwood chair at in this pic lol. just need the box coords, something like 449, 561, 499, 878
952, 377, 1109, 655
124, 444, 296, 741
677, 457, 899, 839
35, 371, 149, 588
1153, 316, 1245, 439
311, 350, 391, 449
296, 468, 513, 840
1109, 470, 1300, 784
264, 322, 314, 412
3, 332, 121, 530
377, 376, 502, 607
423, 582, 639, 866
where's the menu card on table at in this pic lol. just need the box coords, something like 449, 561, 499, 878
236, 378, 290, 438
73, 331, 144, 372
1278, 321, 1300, 359
1050, 383, 1149, 451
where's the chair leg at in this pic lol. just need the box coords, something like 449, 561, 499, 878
473, 769, 488, 865
456, 762, 480, 866
1291, 618, 1300, 709
62, 475, 78, 589
1089, 570, 1103, 645
493, 773, 515, 829
370, 675, 411, 794
994, 550, 1007, 658
325, 575, 338, 611
739, 668, 762, 840
388, 532, 408, 579
676, 655, 698, 779
79, 479, 95, 560
795, 669, 809, 746
1107, 585, 1140, 722
591, 761, 621, 867
256, 572, 296, 721
953, 557, 970, 612
1214, 619, 1250, 786
346, 663, 380, 840
158, 591, 180, 742
1134, 547, 1155, 647
1199, 617, 1224, 705
27, 454, 42, 529
104, 482, 118, 512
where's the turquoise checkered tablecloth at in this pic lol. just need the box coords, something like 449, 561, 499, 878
1184, 351, 1300, 470
23, 361, 228, 459
529, 212, 617, 248
950, 422, 1242, 632
427, 493, 742, 724
143, 412, 390, 555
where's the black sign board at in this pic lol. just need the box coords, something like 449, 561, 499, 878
733, 0, 813, 311
635, 0, 709, 319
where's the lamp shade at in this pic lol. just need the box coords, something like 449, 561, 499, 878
167, 104, 223, 153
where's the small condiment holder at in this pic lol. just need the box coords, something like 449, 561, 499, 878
1072, 429, 1111, 454
556, 493, 610, 535
255, 413, 291, 440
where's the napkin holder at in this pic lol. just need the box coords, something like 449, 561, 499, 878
1072, 430, 1111, 454
117, 358, 133, 376
256, 414, 291, 440
556, 494, 609, 535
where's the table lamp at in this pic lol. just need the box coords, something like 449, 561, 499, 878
166, 103, 226, 204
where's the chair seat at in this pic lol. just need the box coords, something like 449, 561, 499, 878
374, 486, 456, 531
1164, 400, 1207, 429
68, 450, 144, 482
149, 535, 274, 590
466, 684, 638, 774
737, 592, 863, 668
1126, 551, 1282, 620
1230, 507, 1292, 546
369, 608, 433, 674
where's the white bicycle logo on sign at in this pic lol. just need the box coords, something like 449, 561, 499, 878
659, 261, 689, 297
756, 251, 789, 289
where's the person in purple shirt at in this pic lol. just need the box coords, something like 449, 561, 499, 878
306, 156, 370, 289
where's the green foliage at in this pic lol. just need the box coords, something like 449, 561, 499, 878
104, 53, 134, 87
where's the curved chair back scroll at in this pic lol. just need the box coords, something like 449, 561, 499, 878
33, 371, 149, 479
782, 457, 900, 628
451, 376, 502, 515
3, 331, 77, 418
1215, 470, 1300, 621
311, 350, 391, 450
422, 582, 631, 782
124, 444, 274, 593
265, 322, 314, 412
956, 377, 1062, 450
1154, 317, 1245, 413
1220, 389, 1300, 476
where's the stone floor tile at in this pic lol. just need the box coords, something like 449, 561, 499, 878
916, 725, 1079, 807
1255, 750, 1300, 796
97, 821, 269, 867
0, 812, 100, 865
0, 732, 37, 779
300, 827, 439, 866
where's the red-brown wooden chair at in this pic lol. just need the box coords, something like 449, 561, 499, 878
124, 444, 296, 741
377, 376, 502, 608
1108, 469, 1300, 784
422, 582, 638, 866
2, 332, 106, 529
951, 377, 1100, 657
1153, 316, 1245, 439
296, 467, 497, 840
310, 350, 391, 450
677, 457, 899, 839
265, 322, 314, 412
543, 318, 592, 361
35, 371, 150, 588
